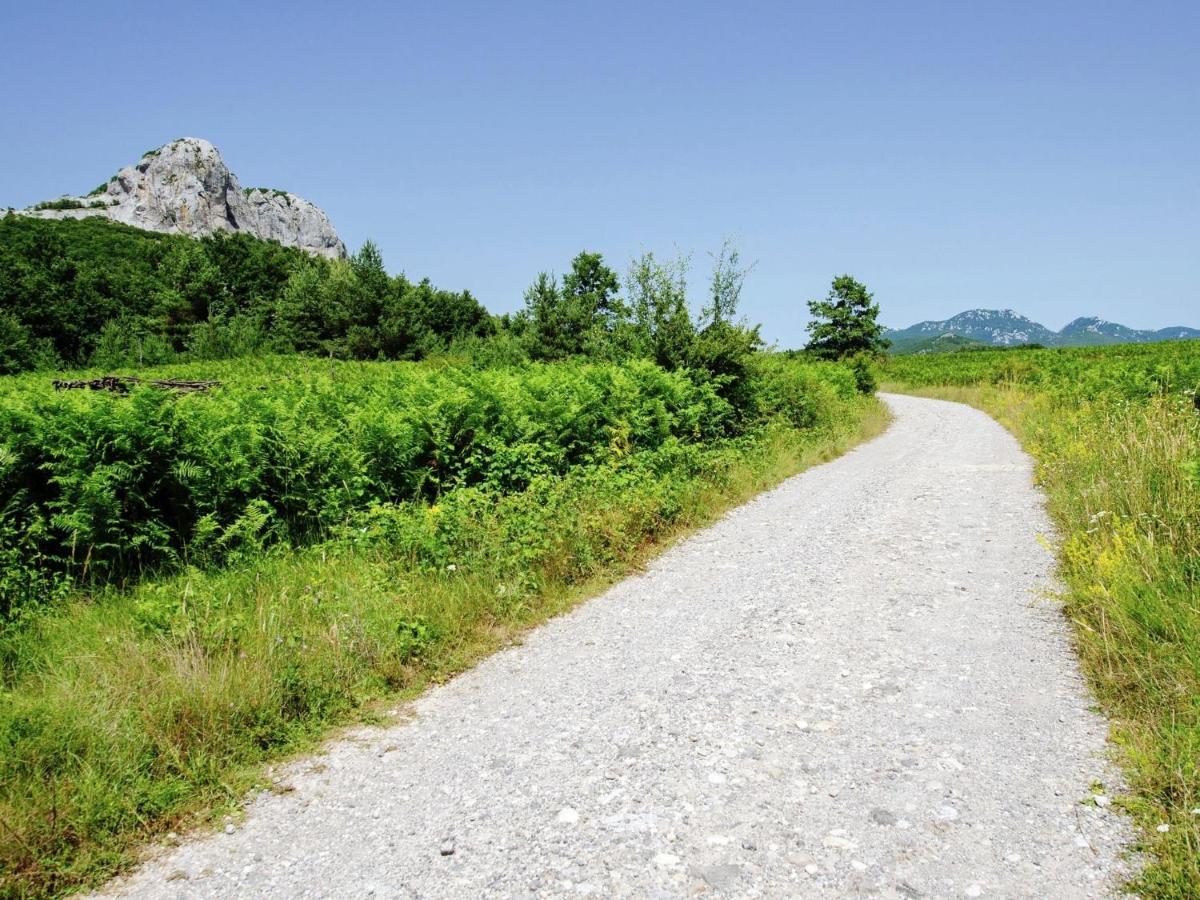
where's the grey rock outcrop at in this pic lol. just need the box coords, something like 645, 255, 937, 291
19, 138, 345, 258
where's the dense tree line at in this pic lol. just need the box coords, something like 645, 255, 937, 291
0, 214, 883, 408
0, 215, 492, 373
0, 216, 769, 395
505, 242, 771, 411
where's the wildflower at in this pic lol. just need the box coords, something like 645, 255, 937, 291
446, 563, 457, 572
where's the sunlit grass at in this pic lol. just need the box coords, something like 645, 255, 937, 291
883, 374, 1200, 897
0, 400, 888, 897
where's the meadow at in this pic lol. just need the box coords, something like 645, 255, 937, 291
0, 350, 883, 896
884, 341, 1200, 897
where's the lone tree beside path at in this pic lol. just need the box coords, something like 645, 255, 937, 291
805, 275, 890, 359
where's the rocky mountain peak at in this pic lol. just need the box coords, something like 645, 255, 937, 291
887, 308, 1200, 352
18, 137, 346, 258
891, 308, 1058, 346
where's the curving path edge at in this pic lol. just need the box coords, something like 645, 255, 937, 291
101, 394, 1134, 899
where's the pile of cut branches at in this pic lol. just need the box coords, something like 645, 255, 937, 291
51, 376, 220, 394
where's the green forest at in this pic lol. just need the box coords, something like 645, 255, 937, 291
0, 215, 492, 374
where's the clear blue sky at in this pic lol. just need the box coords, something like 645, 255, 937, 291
2, 0, 1196, 346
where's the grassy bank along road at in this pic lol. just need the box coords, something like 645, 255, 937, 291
883, 339, 1200, 896
99, 394, 1132, 898
0, 356, 881, 897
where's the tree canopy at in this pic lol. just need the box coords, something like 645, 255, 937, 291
0, 215, 492, 372
805, 275, 889, 359
0, 216, 774, 404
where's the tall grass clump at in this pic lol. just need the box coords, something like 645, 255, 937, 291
0, 352, 883, 896
885, 340, 1200, 897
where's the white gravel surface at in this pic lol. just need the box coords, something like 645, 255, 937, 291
101, 394, 1134, 898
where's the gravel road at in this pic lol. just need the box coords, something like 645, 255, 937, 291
102, 394, 1134, 899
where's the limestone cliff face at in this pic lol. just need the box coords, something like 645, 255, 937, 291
19, 138, 346, 258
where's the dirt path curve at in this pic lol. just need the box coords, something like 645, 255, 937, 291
103, 394, 1134, 899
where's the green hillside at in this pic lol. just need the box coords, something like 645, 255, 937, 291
887, 333, 991, 355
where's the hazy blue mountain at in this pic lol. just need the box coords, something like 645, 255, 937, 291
1058, 317, 1155, 345
1152, 325, 1200, 341
886, 309, 1199, 354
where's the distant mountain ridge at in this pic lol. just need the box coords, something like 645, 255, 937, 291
885, 309, 1200, 354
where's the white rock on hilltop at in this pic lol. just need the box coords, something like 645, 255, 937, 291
18, 137, 346, 258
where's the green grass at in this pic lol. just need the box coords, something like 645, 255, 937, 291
883, 340, 1200, 897
0, 352, 885, 897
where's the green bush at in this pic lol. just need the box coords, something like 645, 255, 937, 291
30, 198, 87, 211
848, 353, 878, 394
0, 354, 859, 619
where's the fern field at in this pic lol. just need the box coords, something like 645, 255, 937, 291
0, 354, 860, 622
